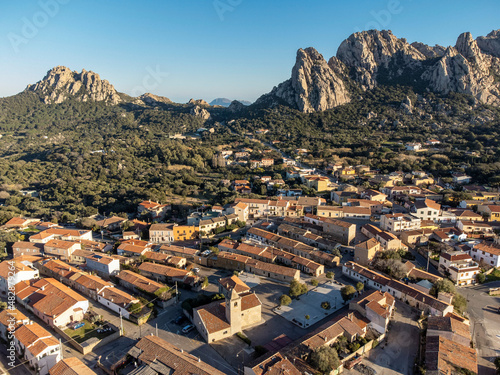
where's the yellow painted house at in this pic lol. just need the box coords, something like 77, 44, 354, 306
173, 225, 198, 241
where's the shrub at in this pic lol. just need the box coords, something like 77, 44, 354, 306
341, 285, 356, 301
310, 346, 340, 373
236, 332, 251, 345
311, 279, 319, 287
326, 271, 334, 279
321, 301, 331, 310
280, 294, 292, 306
476, 273, 486, 284
289, 280, 308, 297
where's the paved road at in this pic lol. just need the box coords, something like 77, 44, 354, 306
458, 281, 500, 375
84, 291, 238, 375
344, 301, 420, 375
408, 247, 440, 276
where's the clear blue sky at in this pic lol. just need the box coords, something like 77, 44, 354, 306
1, 0, 499, 103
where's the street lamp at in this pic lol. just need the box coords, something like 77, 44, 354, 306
236, 349, 246, 375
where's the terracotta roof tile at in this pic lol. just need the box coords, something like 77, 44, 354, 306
132, 335, 225, 375
49, 357, 98, 375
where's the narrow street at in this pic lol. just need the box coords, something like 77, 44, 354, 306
458, 281, 500, 375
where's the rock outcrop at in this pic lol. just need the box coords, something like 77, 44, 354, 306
410, 42, 446, 59
137, 93, 172, 105
25, 66, 121, 105
188, 99, 209, 106
261, 29, 500, 112
265, 47, 350, 113
477, 29, 500, 58
190, 105, 211, 120
423, 32, 500, 105
336, 30, 426, 89
228, 100, 246, 112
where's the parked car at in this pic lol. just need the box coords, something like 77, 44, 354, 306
182, 324, 195, 334
173, 315, 187, 325
192, 267, 200, 273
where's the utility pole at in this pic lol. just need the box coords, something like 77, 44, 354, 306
155, 323, 158, 337
59, 338, 63, 360
175, 281, 179, 303
120, 311, 123, 336
426, 250, 430, 272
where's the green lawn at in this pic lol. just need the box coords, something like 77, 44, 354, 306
486, 268, 500, 282
64, 321, 110, 343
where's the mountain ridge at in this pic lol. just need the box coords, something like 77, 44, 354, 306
18, 28, 500, 113
258, 28, 500, 112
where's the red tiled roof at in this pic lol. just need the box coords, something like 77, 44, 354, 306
49, 357, 98, 375
14, 323, 59, 356
132, 335, 225, 375
218, 275, 251, 294
425, 336, 477, 374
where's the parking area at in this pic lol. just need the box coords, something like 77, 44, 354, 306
274, 280, 346, 328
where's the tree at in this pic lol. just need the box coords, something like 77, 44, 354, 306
209, 246, 220, 255
279, 294, 292, 306
476, 273, 486, 284
452, 293, 468, 314
430, 279, 456, 297
311, 279, 319, 287
341, 285, 357, 301
289, 280, 308, 297
494, 357, 500, 374
80, 217, 96, 229
201, 277, 209, 289
0, 301, 7, 310
356, 282, 364, 292
305, 315, 310, 320
310, 346, 340, 373
325, 271, 334, 279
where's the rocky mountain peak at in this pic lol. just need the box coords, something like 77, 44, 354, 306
410, 42, 446, 59
264, 47, 350, 113
25, 66, 121, 105
336, 29, 425, 88
476, 29, 500, 58
455, 32, 483, 62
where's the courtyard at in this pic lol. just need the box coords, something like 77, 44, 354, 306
274, 279, 347, 328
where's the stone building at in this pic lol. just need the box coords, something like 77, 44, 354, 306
192, 276, 262, 342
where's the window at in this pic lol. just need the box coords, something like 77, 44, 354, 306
234, 302, 237, 307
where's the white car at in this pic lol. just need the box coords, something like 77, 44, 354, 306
182, 324, 195, 334
192, 267, 200, 273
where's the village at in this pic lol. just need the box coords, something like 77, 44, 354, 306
1, 154, 500, 375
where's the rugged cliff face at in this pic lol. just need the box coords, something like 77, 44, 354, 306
423, 32, 500, 105
336, 30, 426, 89
25, 66, 122, 105
262, 47, 350, 113
259, 29, 500, 112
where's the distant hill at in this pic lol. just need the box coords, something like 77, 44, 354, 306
210, 98, 252, 107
